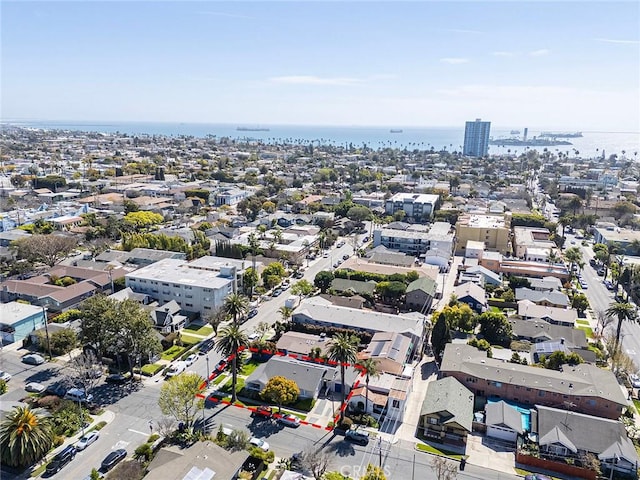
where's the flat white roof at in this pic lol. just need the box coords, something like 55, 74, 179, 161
0, 302, 43, 325
126, 258, 233, 289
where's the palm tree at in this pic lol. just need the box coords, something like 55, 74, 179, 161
328, 332, 360, 422
223, 293, 249, 325
0, 406, 54, 468
606, 301, 637, 351
356, 358, 380, 415
215, 324, 249, 403
278, 306, 293, 323
564, 247, 582, 277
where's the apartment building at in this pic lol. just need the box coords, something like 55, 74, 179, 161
440, 344, 626, 420
384, 192, 440, 222
512, 226, 557, 261
372, 221, 454, 260
125, 257, 235, 317
455, 213, 512, 255
463, 118, 491, 157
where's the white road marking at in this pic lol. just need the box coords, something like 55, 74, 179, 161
113, 440, 130, 449
127, 428, 149, 436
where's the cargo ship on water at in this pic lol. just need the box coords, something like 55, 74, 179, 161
489, 137, 572, 147
539, 131, 583, 138
237, 127, 270, 132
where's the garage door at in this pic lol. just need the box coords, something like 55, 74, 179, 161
487, 425, 517, 443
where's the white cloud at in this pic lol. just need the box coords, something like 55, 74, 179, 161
596, 38, 640, 45
269, 75, 363, 86
445, 28, 484, 34
492, 51, 515, 57
440, 58, 469, 64
529, 49, 550, 57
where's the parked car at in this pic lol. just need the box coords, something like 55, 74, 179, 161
277, 414, 301, 427
293, 271, 304, 279
597, 268, 605, 276
249, 437, 270, 451
630, 373, 640, 388
343, 254, 350, 260
252, 406, 273, 419
105, 373, 129, 384
100, 448, 127, 471
271, 289, 283, 297
524, 475, 552, 480
198, 340, 214, 355
184, 354, 198, 367
45, 382, 68, 397
337, 241, 345, 247
247, 308, 259, 319
248, 332, 260, 342
215, 359, 227, 371
345, 428, 370, 446
0, 370, 12, 382
64, 388, 94, 404
165, 362, 187, 378
76, 431, 100, 451
25, 382, 46, 393
22, 353, 45, 365
45, 445, 76, 475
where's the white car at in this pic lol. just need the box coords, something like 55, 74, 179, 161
184, 354, 198, 367
248, 332, 260, 342
166, 362, 187, 378
249, 437, 270, 451
25, 382, 46, 393
630, 374, 640, 388
277, 414, 301, 427
76, 431, 99, 450
0, 370, 12, 382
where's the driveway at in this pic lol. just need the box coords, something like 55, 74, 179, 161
465, 433, 517, 473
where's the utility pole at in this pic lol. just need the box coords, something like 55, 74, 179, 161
42, 306, 52, 360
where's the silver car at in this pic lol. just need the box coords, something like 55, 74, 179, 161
76, 431, 99, 450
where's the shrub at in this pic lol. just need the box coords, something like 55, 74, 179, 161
161, 332, 179, 350
37, 395, 63, 410
337, 417, 353, 430
51, 309, 82, 324
147, 433, 160, 443
161, 345, 187, 361
0, 379, 7, 395
53, 435, 65, 447
94, 421, 107, 431
134, 442, 153, 462
141, 363, 164, 376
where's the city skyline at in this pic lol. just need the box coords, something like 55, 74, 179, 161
2, 1, 639, 131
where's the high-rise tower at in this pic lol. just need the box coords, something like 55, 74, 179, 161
463, 118, 491, 157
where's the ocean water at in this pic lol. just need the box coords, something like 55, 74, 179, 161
5, 120, 639, 159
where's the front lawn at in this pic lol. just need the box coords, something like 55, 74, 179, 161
291, 397, 315, 412
415, 443, 463, 460
240, 360, 260, 376
178, 333, 202, 346
141, 363, 164, 376
161, 346, 187, 361
220, 377, 245, 394
184, 324, 214, 336
577, 326, 594, 338
213, 373, 228, 385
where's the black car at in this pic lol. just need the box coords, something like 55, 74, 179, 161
45, 445, 76, 475
105, 373, 129, 384
101, 448, 127, 471
247, 308, 258, 319
198, 340, 214, 355
45, 382, 69, 397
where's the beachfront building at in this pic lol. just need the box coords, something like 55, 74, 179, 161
463, 118, 491, 157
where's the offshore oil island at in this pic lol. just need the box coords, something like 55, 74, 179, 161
489, 127, 574, 147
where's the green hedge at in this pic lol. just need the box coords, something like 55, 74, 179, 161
141, 364, 164, 377
161, 346, 187, 361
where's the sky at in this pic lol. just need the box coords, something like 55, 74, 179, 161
2, 1, 639, 130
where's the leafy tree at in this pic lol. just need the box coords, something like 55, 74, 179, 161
468, 338, 492, 357
79, 294, 118, 359
225, 428, 249, 451
478, 311, 512, 346
291, 279, 315, 297
158, 372, 204, 430
63, 351, 102, 399
12, 234, 77, 267
327, 333, 359, 422
215, 324, 249, 403
206, 308, 228, 336
431, 313, 451, 360
606, 301, 637, 350
374, 281, 406, 303
0, 406, 54, 468
314, 271, 334, 293
540, 351, 582, 370
346, 206, 372, 224
242, 267, 258, 296
260, 376, 300, 412
571, 293, 590, 315
113, 299, 162, 376
361, 464, 387, 480
223, 293, 249, 325
508, 276, 531, 290
261, 262, 286, 289
123, 211, 164, 230
39, 328, 77, 356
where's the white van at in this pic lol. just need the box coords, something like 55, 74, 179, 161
165, 362, 187, 378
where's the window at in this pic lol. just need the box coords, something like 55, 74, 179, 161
185, 303, 193, 307
538, 391, 545, 397
162, 283, 169, 287
392, 400, 400, 408
204, 306, 211, 310
186, 295, 193, 299
428, 417, 438, 425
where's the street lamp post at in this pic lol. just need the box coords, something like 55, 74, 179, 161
206, 355, 210, 388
